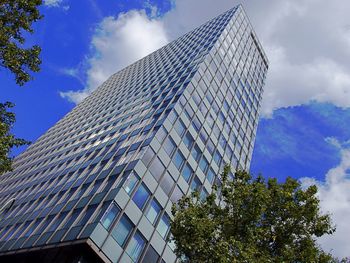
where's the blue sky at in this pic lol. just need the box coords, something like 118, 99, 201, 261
1, 0, 350, 258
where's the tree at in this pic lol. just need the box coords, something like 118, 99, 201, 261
0, 1, 42, 174
0, 0, 43, 86
0, 102, 29, 174
171, 165, 338, 263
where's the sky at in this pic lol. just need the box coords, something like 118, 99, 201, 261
1, 0, 350, 258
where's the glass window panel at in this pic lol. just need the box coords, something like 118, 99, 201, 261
124, 172, 139, 195
183, 132, 194, 149
111, 215, 133, 247
160, 172, 175, 196
170, 186, 184, 203
24, 219, 41, 237
62, 208, 82, 229
78, 204, 98, 226
13, 221, 30, 239
207, 168, 215, 184
200, 188, 209, 201
101, 203, 120, 230
174, 119, 186, 137
191, 144, 201, 162
192, 116, 201, 132
142, 245, 160, 263
146, 199, 162, 225
173, 150, 185, 170
36, 214, 54, 234
199, 157, 209, 173
126, 231, 146, 262
156, 213, 170, 239
206, 139, 215, 154
48, 211, 68, 232
214, 150, 222, 165
149, 157, 165, 181
142, 148, 155, 167
132, 184, 150, 210
199, 129, 208, 143
163, 137, 176, 157
156, 127, 167, 143
191, 176, 201, 191
181, 163, 193, 182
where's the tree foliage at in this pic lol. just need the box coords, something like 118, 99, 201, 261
0, 102, 29, 174
0, 0, 43, 86
171, 165, 339, 262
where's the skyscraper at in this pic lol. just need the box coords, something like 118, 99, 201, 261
0, 5, 268, 263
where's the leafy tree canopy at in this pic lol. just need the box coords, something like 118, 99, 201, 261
0, 0, 42, 86
0, 102, 29, 174
171, 165, 340, 263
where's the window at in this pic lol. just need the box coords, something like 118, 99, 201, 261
156, 213, 170, 239
214, 150, 222, 166
183, 132, 194, 149
149, 157, 165, 181
181, 163, 193, 182
207, 168, 215, 184
170, 186, 184, 203
142, 245, 160, 263
192, 116, 201, 132
24, 219, 41, 237
173, 150, 185, 170
132, 184, 150, 210
206, 139, 215, 154
191, 176, 201, 191
199, 157, 209, 173
13, 221, 30, 239
88, 179, 103, 195
77, 204, 98, 226
146, 199, 162, 225
213, 124, 220, 139
174, 119, 186, 137
199, 129, 208, 143
62, 208, 82, 229
142, 148, 155, 167
101, 203, 120, 230
102, 175, 117, 193
156, 127, 167, 143
126, 231, 146, 262
191, 144, 201, 161
111, 215, 133, 247
124, 172, 139, 195
48, 211, 68, 232
163, 137, 176, 157
160, 172, 175, 195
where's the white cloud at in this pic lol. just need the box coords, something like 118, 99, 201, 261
60, 0, 350, 115
44, 0, 62, 7
162, 0, 350, 116
262, 47, 350, 116
60, 10, 168, 103
44, 0, 69, 10
300, 138, 350, 258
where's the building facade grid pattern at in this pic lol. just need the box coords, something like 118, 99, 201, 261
0, 5, 267, 263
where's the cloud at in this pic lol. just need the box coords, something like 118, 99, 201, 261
300, 138, 350, 258
262, 50, 350, 116
251, 0, 350, 116
44, 0, 62, 7
44, 0, 69, 10
250, 103, 346, 181
60, 0, 350, 117
59, 10, 168, 103
162, 0, 350, 116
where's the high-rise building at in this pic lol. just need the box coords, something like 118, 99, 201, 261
0, 5, 268, 263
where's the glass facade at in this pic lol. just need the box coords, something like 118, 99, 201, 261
0, 5, 268, 263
